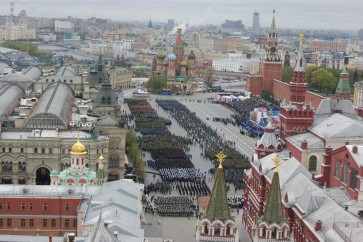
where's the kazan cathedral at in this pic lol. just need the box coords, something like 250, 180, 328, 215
151, 27, 198, 92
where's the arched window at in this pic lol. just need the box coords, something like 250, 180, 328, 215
309, 156, 317, 171
335, 161, 341, 178
343, 164, 349, 184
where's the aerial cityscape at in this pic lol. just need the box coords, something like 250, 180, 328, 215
0, 1, 363, 242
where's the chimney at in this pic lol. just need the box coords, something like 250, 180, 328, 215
325, 146, 333, 154
352, 145, 358, 154
113, 231, 118, 239
315, 220, 322, 231
68, 233, 75, 242
49, 236, 52, 242
301, 140, 308, 150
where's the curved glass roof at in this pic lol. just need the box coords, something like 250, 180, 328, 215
55, 66, 78, 77
0, 83, 24, 122
22, 66, 43, 81
26, 82, 74, 129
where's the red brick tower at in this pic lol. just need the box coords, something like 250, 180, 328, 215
260, 10, 282, 94
173, 27, 185, 71
279, 33, 314, 141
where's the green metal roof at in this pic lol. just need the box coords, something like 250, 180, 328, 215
263, 171, 285, 224
206, 167, 231, 221
336, 68, 351, 94
270, 13, 277, 33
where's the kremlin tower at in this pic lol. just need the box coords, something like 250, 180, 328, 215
196, 152, 239, 242
279, 33, 314, 141
247, 10, 282, 95
335, 67, 351, 100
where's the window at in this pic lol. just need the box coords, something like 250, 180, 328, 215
29, 203, 33, 210
21, 203, 25, 210
350, 169, 358, 189
42, 148, 45, 154
29, 219, 34, 227
343, 164, 349, 184
65, 204, 69, 211
34, 148, 38, 154
43, 204, 47, 211
43, 219, 47, 227
2, 147, 5, 152
49, 148, 53, 154
335, 161, 341, 178
7, 219, 11, 227
65, 219, 69, 227
20, 148, 24, 153
73, 219, 77, 227
7, 203, 10, 210
308, 156, 317, 171
51, 219, 56, 227
0, 203, 2, 210
21, 219, 26, 227
9, 148, 12, 153
62, 149, 65, 154
0, 219, 2, 227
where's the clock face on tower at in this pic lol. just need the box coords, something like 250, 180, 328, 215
270, 46, 277, 53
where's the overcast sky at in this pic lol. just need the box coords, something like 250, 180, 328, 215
0, 0, 362, 30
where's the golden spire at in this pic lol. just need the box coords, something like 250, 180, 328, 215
216, 151, 227, 169
272, 155, 282, 173
299, 32, 305, 46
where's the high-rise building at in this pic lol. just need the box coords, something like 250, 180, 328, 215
221, 20, 244, 30
252, 12, 260, 34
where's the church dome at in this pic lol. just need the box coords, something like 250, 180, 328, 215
156, 50, 166, 59
180, 60, 188, 67
50, 170, 59, 176
188, 50, 196, 59
167, 53, 176, 61
70, 139, 87, 155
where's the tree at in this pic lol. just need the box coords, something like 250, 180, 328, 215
281, 66, 294, 83
305, 65, 319, 87
204, 67, 213, 88
146, 75, 167, 92
311, 68, 337, 94
1, 40, 52, 57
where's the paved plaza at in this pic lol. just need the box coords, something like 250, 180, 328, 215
125, 93, 252, 242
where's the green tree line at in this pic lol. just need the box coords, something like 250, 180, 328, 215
125, 131, 145, 182
1, 40, 52, 57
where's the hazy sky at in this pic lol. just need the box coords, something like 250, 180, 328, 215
0, 0, 362, 30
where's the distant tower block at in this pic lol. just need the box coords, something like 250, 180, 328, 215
10, 2, 14, 23
252, 12, 260, 33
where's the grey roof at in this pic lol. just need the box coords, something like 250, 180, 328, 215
0, 184, 101, 197
286, 132, 325, 150
96, 115, 119, 126
5, 52, 34, 62
347, 145, 363, 166
0, 130, 92, 140
0, 83, 24, 121
82, 179, 144, 242
55, 65, 78, 77
0, 47, 17, 53
25, 82, 74, 129
294, 42, 305, 72
310, 113, 363, 140
22, 66, 43, 81
281, 173, 360, 241
0, 235, 64, 242
315, 99, 358, 120
1, 72, 29, 82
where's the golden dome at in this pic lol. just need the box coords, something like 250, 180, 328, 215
70, 138, 87, 155
98, 154, 105, 163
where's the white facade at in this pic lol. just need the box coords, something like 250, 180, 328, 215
212, 58, 260, 74
37, 33, 57, 42
0, 25, 36, 40
54, 20, 74, 32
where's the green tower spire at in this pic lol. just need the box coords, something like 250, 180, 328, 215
270, 10, 277, 34
335, 66, 351, 97
263, 155, 285, 224
206, 151, 231, 221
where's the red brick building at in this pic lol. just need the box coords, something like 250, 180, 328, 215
0, 185, 100, 236
242, 152, 361, 242
317, 145, 363, 216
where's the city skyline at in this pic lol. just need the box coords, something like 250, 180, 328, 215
0, 0, 362, 31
